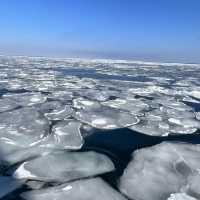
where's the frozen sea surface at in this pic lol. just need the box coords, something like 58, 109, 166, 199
0, 56, 200, 200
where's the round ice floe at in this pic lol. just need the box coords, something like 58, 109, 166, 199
21, 178, 127, 200
0, 107, 49, 147
13, 151, 115, 182
74, 105, 139, 129
119, 142, 200, 200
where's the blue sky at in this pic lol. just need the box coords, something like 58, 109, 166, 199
0, 0, 200, 62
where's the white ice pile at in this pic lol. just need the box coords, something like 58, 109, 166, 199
119, 142, 200, 200
13, 151, 115, 182
21, 178, 127, 200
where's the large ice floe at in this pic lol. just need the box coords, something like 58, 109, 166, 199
0, 107, 50, 147
21, 178, 127, 200
119, 142, 200, 200
73, 97, 139, 129
0, 56, 200, 198
13, 151, 114, 182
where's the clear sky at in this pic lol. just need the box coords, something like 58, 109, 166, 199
0, 0, 200, 63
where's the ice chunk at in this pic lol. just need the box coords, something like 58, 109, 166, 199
75, 106, 139, 129
119, 142, 200, 200
0, 176, 24, 198
189, 91, 200, 100
40, 120, 83, 149
3, 146, 54, 167
21, 178, 127, 200
73, 98, 139, 129
44, 105, 73, 120
129, 117, 170, 136
168, 118, 200, 128
195, 112, 200, 120
13, 151, 115, 182
73, 97, 101, 110
0, 107, 49, 147
38, 101, 73, 120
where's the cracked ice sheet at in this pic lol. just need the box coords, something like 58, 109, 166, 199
21, 178, 127, 200
13, 151, 115, 182
119, 142, 200, 200
0, 176, 24, 198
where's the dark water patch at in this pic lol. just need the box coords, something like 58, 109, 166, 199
2, 184, 28, 200
183, 101, 200, 112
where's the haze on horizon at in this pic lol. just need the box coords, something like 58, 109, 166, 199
0, 0, 200, 63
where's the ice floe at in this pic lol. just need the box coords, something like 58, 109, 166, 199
40, 120, 83, 149
13, 151, 114, 182
0, 107, 49, 147
119, 142, 200, 200
21, 178, 127, 200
